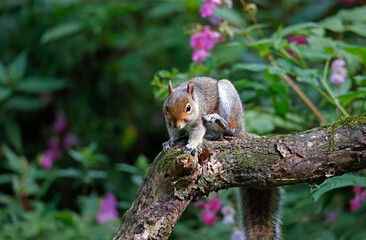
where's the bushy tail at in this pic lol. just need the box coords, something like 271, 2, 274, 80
238, 187, 283, 240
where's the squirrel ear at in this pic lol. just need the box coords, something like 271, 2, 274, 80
187, 80, 194, 99
168, 80, 174, 94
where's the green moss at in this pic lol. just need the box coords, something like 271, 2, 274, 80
219, 151, 228, 158
322, 114, 366, 153
233, 146, 255, 168
320, 114, 366, 130
157, 149, 191, 172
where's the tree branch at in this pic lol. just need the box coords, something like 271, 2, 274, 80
113, 115, 366, 240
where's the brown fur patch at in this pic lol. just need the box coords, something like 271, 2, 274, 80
168, 99, 188, 121
227, 116, 237, 129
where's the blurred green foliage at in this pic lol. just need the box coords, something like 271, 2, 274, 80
0, 0, 366, 239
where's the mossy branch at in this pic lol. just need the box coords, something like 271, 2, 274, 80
113, 114, 366, 240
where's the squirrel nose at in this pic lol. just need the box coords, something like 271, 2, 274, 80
172, 120, 177, 128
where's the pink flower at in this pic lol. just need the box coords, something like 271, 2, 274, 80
326, 212, 337, 222
221, 205, 235, 224
232, 230, 245, 240
204, 0, 222, 6
331, 59, 346, 72
200, 3, 216, 18
192, 49, 210, 65
350, 197, 362, 212
63, 132, 78, 149
360, 190, 366, 202
40, 152, 53, 169
202, 210, 217, 226
190, 33, 207, 49
52, 111, 68, 132
203, 26, 221, 48
330, 73, 346, 85
353, 186, 363, 196
97, 192, 118, 223
224, 0, 233, 8
206, 198, 222, 212
287, 35, 308, 45
195, 200, 207, 209
190, 26, 221, 65
39, 148, 61, 169
330, 59, 347, 85
209, 16, 223, 26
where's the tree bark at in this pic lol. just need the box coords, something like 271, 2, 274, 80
113, 115, 366, 240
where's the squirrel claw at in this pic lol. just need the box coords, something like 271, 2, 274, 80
182, 145, 198, 155
162, 139, 175, 152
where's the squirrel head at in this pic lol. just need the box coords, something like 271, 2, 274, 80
163, 80, 199, 129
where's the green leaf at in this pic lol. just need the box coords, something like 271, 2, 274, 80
213, 43, 243, 66
355, 75, 366, 85
68, 149, 85, 162
308, 36, 335, 51
344, 46, 366, 65
5, 121, 22, 153
233, 79, 249, 89
321, 17, 344, 32
41, 21, 83, 44
294, 68, 320, 86
268, 66, 287, 75
311, 174, 366, 201
1, 144, 22, 173
338, 90, 366, 106
0, 173, 14, 185
245, 110, 276, 134
302, 50, 329, 61
147, 1, 182, 18
297, 76, 319, 86
214, 7, 245, 27
0, 88, 12, 102
348, 23, 366, 37
246, 38, 274, 48
37, 169, 59, 198
10, 51, 27, 79
55, 210, 75, 225
338, 6, 366, 22
270, 82, 288, 117
281, 22, 318, 36
6, 96, 43, 112
0, 62, 8, 84
16, 77, 68, 93
116, 163, 138, 174
232, 63, 268, 72
58, 168, 82, 178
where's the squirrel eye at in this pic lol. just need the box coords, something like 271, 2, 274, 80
186, 104, 191, 113
166, 106, 169, 113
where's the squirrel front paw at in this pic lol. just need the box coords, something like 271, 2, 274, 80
182, 144, 198, 155
162, 139, 175, 152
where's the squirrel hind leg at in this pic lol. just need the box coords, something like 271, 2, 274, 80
217, 80, 245, 135
203, 113, 235, 135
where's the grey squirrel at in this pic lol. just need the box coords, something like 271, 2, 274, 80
162, 77, 282, 240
